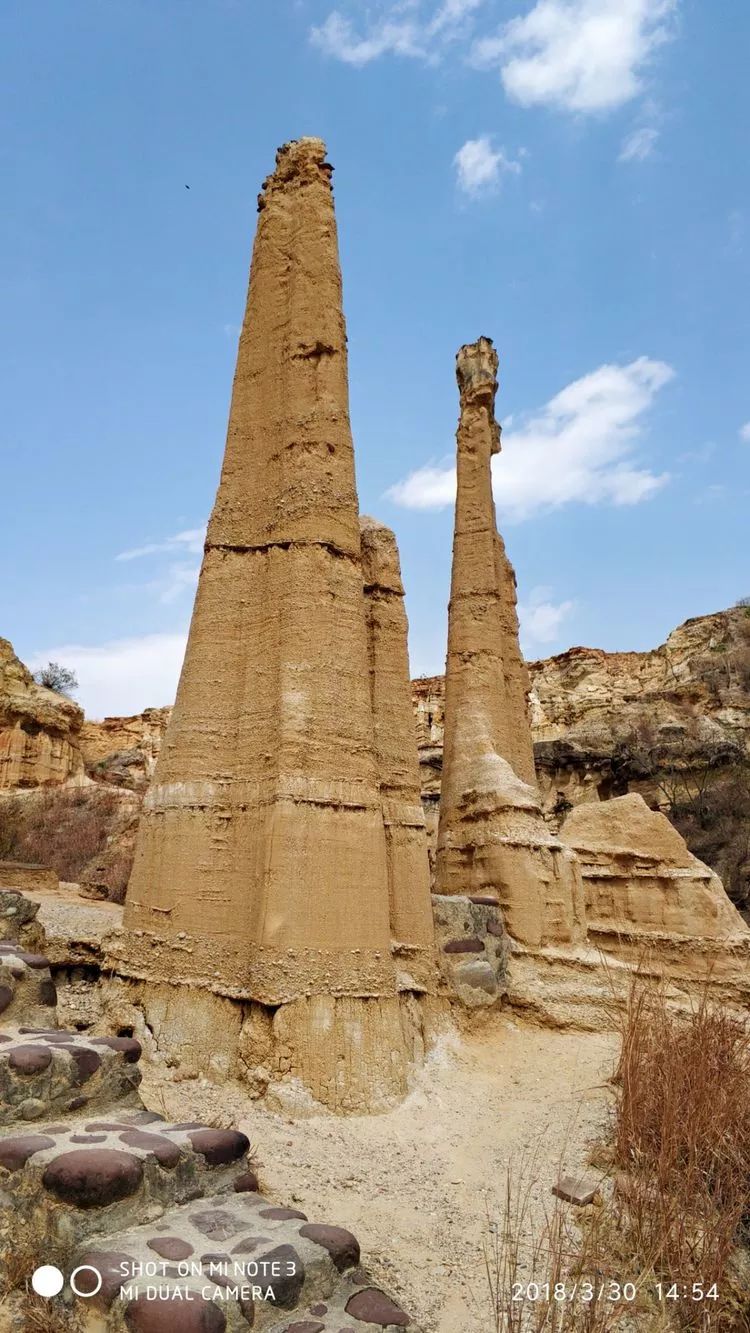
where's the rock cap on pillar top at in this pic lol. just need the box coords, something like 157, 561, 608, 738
359, 516, 404, 596
456, 336, 500, 454
258, 137, 332, 208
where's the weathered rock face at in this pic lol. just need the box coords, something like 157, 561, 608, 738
113, 139, 439, 1111
562, 793, 746, 941
0, 639, 84, 789
0, 862, 59, 893
434, 339, 585, 949
12, 607, 747, 907
438, 340, 535, 792
80, 708, 171, 791
530, 606, 750, 806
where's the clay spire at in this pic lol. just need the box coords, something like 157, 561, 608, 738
435, 338, 585, 947
444, 338, 535, 788
360, 516, 435, 978
114, 141, 438, 1107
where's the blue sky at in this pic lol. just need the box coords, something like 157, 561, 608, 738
1, 0, 748, 717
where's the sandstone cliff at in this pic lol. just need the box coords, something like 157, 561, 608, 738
0, 638, 84, 788
530, 605, 749, 791
79, 707, 171, 791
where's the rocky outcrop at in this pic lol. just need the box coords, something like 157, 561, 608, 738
530, 606, 750, 809
8, 610, 748, 907
0, 862, 59, 893
434, 338, 585, 951
0, 638, 84, 789
561, 793, 746, 941
360, 517, 435, 979
438, 338, 535, 791
80, 708, 171, 791
112, 138, 441, 1113
426, 338, 747, 1022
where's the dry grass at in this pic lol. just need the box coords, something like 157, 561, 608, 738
0, 1239, 39, 1297
483, 1170, 624, 1331
483, 986, 750, 1331
612, 982, 750, 1328
16, 1298, 82, 1333
0, 1243, 80, 1332
0, 787, 134, 900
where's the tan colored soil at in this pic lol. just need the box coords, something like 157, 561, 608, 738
140, 1016, 618, 1332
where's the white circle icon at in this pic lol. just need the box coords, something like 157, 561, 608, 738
31, 1266, 64, 1298
70, 1265, 103, 1298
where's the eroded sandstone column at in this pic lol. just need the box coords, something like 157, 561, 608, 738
112, 140, 439, 1109
435, 338, 585, 948
360, 516, 435, 987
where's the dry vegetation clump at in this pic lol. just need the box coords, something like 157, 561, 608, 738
670, 763, 750, 916
484, 989, 750, 1331
482, 1165, 637, 1332
0, 1243, 83, 1332
0, 786, 136, 901
13, 1297, 82, 1333
612, 983, 750, 1328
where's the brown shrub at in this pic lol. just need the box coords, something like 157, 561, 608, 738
484, 986, 750, 1331
613, 982, 750, 1327
482, 1163, 632, 1332
0, 788, 135, 901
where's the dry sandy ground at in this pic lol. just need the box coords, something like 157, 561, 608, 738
141, 1017, 618, 1333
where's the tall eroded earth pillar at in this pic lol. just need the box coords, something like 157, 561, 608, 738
114, 140, 439, 1110
435, 339, 585, 948
360, 516, 435, 985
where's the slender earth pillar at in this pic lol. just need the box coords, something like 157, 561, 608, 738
360, 516, 435, 984
435, 339, 585, 948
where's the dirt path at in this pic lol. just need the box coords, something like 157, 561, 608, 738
143, 1016, 618, 1332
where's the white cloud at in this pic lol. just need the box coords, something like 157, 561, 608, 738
387, 356, 673, 521
27, 633, 188, 719
619, 125, 660, 161
310, 11, 422, 64
389, 464, 457, 509
428, 0, 485, 37
116, 527, 205, 562
114, 526, 204, 604
519, 586, 575, 647
740, 422, 750, 443
472, 0, 677, 113
310, 0, 484, 66
454, 136, 522, 195
151, 562, 201, 605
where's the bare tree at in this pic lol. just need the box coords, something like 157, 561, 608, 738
33, 661, 78, 697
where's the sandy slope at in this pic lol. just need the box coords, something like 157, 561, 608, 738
141, 1017, 618, 1332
